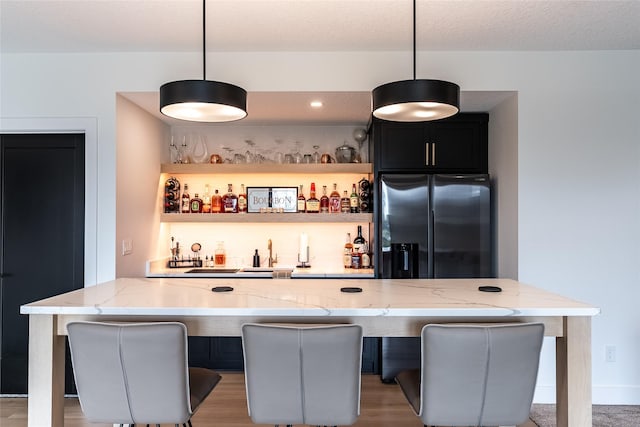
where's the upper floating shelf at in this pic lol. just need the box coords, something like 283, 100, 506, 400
161, 163, 373, 175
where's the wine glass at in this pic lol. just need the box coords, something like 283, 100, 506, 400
169, 135, 179, 163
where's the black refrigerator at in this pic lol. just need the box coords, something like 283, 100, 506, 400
376, 173, 492, 381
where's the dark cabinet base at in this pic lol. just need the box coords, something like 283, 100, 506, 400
189, 337, 380, 373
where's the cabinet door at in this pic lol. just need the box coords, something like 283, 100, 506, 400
373, 114, 488, 173
375, 123, 429, 170
428, 118, 488, 173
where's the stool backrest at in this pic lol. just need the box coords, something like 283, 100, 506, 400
241, 323, 363, 426
420, 323, 544, 426
67, 321, 192, 424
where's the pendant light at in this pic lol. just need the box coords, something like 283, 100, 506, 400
160, 0, 247, 122
372, 0, 459, 122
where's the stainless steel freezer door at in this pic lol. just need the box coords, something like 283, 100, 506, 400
379, 174, 430, 278
431, 174, 492, 278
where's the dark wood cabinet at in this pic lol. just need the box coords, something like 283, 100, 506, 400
188, 337, 379, 373
371, 113, 488, 173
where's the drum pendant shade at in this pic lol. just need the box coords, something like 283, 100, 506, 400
372, 79, 459, 122
372, 0, 459, 122
159, 0, 247, 122
160, 80, 247, 122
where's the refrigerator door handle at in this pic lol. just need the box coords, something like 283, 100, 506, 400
432, 142, 436, 166
425, 142, 430, 165
403, 249, 409, 270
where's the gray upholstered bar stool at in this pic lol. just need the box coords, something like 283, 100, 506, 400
395, 323, 545, 427
67, 321, 221, 427
241, 323, 363, 427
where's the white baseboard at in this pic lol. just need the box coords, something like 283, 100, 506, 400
534, 385, 640, 405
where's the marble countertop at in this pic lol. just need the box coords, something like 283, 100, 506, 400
21, 277, 599, 317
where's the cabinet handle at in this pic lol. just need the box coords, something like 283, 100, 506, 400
425, 142, 430, 166
432, 142, 436, 166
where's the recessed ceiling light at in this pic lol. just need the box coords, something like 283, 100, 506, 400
310, 101, 323, 108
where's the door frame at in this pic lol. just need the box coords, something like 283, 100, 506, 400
0, 118, 98, 286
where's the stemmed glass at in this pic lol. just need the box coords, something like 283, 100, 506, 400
169, 135, 179, 163
175, 135, 189, 164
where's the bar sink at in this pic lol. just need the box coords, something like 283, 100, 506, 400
185, 268, 240, 274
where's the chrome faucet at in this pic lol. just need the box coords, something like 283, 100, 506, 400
267, 239, 278, 267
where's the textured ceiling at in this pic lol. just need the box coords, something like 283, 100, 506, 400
2, 0, 639, 53
2, 1, 637, 125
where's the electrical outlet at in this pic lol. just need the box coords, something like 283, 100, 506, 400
605, 345, 616, 363
122, 239, 133, 256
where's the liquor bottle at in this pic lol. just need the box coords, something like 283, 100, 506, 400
320, 185, 329, 213
343, 233, 353, 268
362, 251, 371, 268
214, 241, 226, 266
201, 185, 212, 213
350, 183, 360, 213
190, 193, 203, 213
211, 189, 222, 213
329, 183, 341, 213
297, 185, 306, 213
353, 225, 366, 253
306, 182, 320, 213
340, 190, 351, 213
238, 184, 248, 213
222, 183, 238, 213
181, 183, 191, 213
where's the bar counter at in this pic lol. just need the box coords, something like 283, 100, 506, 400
21, 277, 599, 427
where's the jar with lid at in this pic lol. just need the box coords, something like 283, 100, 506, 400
214, 241, 226, 267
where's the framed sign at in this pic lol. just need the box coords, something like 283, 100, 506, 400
247, 187, 298, 212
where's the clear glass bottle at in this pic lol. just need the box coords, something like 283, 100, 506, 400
211, 189, 222, 213
306, 183, 320, 213
320, 185, 329, 213
214, 241, 226, 266
297, 185, 306, 213
181, 183, 191, 213
222, 184, 238, 213
201, 185, 212, 213
238, 184, 248, 213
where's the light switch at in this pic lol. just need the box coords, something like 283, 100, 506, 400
122, 239, 133, 256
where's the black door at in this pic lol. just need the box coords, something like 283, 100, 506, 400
0, 134, 84, 394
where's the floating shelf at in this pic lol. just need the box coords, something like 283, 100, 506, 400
160, 212, 372, 223
161, 163, 373, 175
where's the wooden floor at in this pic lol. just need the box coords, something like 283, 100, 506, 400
0, 373, 536, 427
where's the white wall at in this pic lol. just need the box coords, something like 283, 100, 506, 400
1, 49, 639, 403
115, 95, 169, 277
488, 93, 518, 279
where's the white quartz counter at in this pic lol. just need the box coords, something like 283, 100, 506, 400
21, 277, 599, 318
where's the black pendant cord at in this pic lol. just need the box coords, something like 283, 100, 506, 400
202, 0, 206, 80
412, 0, 416, 81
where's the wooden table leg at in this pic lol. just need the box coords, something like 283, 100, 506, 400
27, 314, 65, 427
556, 316, 592, 427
